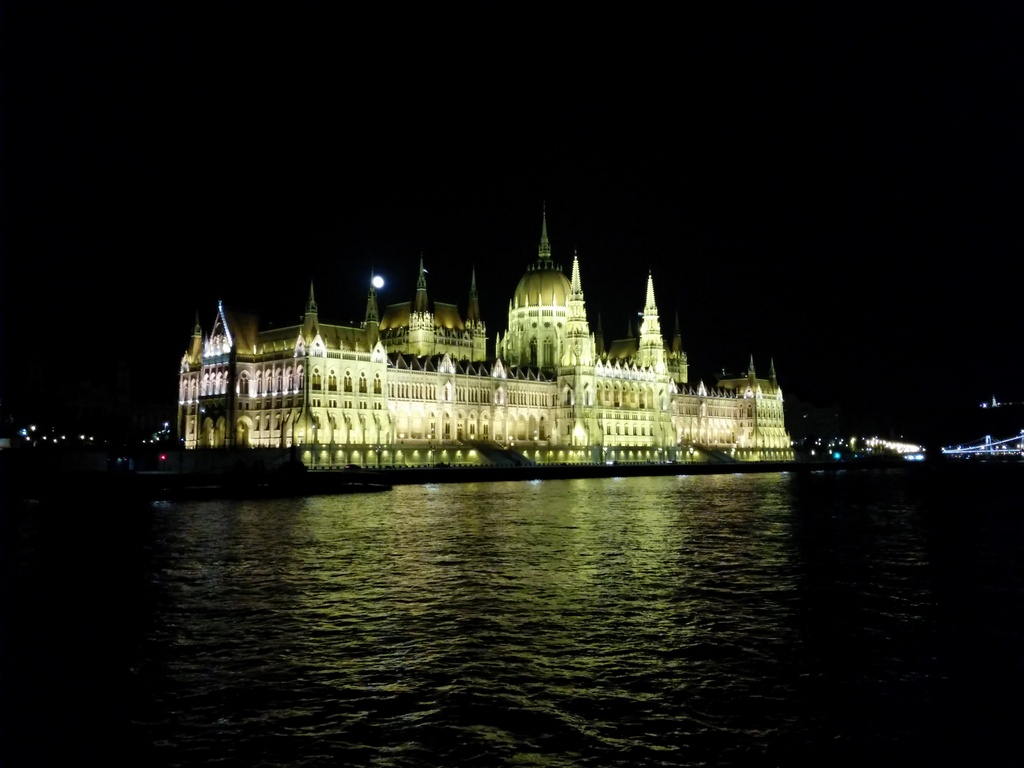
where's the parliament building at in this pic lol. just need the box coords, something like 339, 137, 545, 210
177, 212, 793, 466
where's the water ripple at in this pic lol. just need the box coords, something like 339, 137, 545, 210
6, 468, 1024, 765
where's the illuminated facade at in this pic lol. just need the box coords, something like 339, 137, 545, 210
177, 212, 793, 465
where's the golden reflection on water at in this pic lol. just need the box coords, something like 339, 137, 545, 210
117, 468, 994, 766
269, 475, 805, 652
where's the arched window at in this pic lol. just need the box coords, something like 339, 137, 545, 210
344, 373, 353, 392
359, 374, 367, 393
328, 372, 338, 391
374, 375, 382, 394
312, 369, 322, 389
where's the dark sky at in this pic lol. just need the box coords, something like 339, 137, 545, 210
3, 4, 1022, 441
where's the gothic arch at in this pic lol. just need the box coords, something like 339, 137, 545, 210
236, 415, 253, 447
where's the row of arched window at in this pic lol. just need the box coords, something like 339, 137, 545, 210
235, 367, 302, 396
198, 367, 386, 397
596, 381, 664, 409
309, 370, 382, 394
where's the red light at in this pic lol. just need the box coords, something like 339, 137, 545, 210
159, 454, 167, 461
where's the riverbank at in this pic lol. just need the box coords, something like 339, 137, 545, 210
2, 453, 936, 503
340, 456, 921, 486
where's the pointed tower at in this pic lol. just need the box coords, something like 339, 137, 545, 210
412, 255, 430, 314
466, 267, 487, 361
667, 310, 688, 384
672, 311, 683, 355
188, 311, 203, 365
409, 255, 434, 356
538, 201, 553, 266
555, 244, 598, 450
177, 312, 206, 445
594, 313, 605, 356
363, 272, 380, 349
303, 281, 319, 343
769, 358, 778, 391
466, 267, 481, 326
637, 271, 665, 370
563, 249, 593, 365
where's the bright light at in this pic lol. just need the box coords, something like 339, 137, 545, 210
372, 275, 385, 289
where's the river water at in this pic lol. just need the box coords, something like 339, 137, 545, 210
3, 464, 1023, 766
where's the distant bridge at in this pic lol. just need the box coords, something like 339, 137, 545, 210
941, 431, 1024, 458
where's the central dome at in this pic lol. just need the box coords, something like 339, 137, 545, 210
514, 263, 571, 308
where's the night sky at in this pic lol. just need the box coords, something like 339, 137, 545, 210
3, 4, 1022, 444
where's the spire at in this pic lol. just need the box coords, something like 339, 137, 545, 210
748, 355, 756, 376
466, 266, 481, 325
570, 249, 583, 295
637, 272, 664, 369
364, 271, 379, 325
413, 255, 430, 313
306, 280, 318, 314
644, 271, 658, 313
537, 202, 552, 266
303, 282, 319, 343
416, 254, 427, 290
672, 311, 682, 354
769, 358, 777, 385
188, 310, 203, 361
